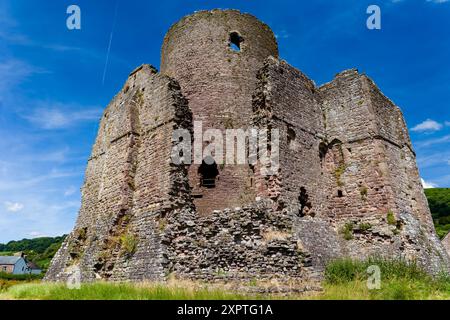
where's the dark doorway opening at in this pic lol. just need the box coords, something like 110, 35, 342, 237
198, 157, 219, 188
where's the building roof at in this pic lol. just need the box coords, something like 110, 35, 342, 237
26, 261, 41, 270
0, 256, 21, 265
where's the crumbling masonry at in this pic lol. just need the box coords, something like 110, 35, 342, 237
46, 10, 450, 285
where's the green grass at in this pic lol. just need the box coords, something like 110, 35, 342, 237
2, 258, 450, 300
317, 278, 450, 300
0, 272, 43, 281
0, 282, 261, 300
317, 257, 450, 300
0, 273, 44, 296
324, 257, 427, 284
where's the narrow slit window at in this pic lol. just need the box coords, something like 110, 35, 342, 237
287, 127, 296, 149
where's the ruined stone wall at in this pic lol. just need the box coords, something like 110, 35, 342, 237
318, 70, 432, 229
47, 9, 450, 285
161, 10, 279, 215
366, 79, 434, 229
162, 201, 315, 291
252, 57, 326, 216
318, 69, 449, 273
319, 70, 396, 222
250, 61, 449, 273
443, 233, 450, 257
45, 65, 193, 282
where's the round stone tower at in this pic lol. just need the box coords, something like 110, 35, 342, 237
161, 10, 279, 215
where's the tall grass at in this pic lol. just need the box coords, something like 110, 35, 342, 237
319, 257, 450, 300
2, 282, 260, 300
324, 257, 427, 284
0, 272, 43, 295
2, 258, 450, 300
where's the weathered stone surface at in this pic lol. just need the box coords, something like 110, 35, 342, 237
46, 9, 449, 285
443, 233, 450, 257
161, 10, 278, 215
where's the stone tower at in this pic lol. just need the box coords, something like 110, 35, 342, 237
46, 10, 450, 285
161, 10, 279, 214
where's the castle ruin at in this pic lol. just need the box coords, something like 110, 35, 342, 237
46, 10, 450, 285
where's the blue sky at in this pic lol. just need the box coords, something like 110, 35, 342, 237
0, 0, 449, 243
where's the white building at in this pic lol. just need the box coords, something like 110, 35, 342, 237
0, 254, 42, 275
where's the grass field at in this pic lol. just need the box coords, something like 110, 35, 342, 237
0, 281, 262, 300
1, 258, 449, 300
318, 258, 450, 300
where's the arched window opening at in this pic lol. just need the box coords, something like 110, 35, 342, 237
298, 187, 312, 217
319, 142, 328, 161
198, 157, 219, 188
287, 127, 296, 150
229, 32, 243, 52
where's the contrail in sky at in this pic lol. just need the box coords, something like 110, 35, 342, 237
102, 0, 120, 85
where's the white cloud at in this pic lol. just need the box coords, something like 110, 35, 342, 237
0, 59, 46, 96
416, 134, 450, 148
24, 104, 102, 129
28, 231, 48, 238
35, 148, 69, 163
0, 168, 80, 192
411, 119, 443, 132
64, 186, 77, 197
275, 30, 290, 39
417, 150, 450, 168
4, 201, 24, 212
421, 178, 438, 189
